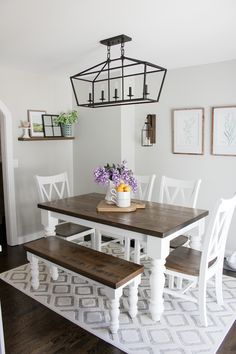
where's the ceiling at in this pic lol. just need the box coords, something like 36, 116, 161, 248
1, 0, 236, 75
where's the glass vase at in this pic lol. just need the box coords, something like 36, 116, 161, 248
105, 180, 115, 204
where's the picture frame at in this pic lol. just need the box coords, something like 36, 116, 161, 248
28, 110, 46, 137
172, 108, 204, 155
212, 106, 236, 156
42, 114, 62, 137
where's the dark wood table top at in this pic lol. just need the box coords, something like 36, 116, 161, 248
38, 193, 208, 239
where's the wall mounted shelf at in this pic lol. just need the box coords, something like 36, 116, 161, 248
18, 137, 74, 141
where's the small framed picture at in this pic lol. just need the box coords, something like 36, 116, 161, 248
42, 114, 62, 137
212, 106, 236, 156
28, 110, 46, 137
172, 108, 204, 155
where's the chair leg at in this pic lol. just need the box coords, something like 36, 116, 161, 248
168, 275, 175, 289
90, 231, 96, 249
134, 240, 141, 264
124, 237, 130, 261
176, 277, 183, 289
199, 279, 208, 326
95, 230, 102, 251
215, 270, 224, 306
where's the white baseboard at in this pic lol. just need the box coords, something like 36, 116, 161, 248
17, 231, 44, 245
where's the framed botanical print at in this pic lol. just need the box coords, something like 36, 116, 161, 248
212, 106, 236, 156
42, 114, 62, 137
172, 108, 204, 155
28, 110, 46, 137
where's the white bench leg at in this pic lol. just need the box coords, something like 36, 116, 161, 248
49, 265, 59, 280
129, 275, 141, 318
27, 253, 39, 290
105, 288, 122, 334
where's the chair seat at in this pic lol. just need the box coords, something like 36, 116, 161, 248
166, 246, 216, 276
166, 246, 202, 276
56, 222, 91, 238
170, 235, 189, 249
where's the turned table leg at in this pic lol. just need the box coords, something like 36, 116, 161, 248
147, 236, 169, 321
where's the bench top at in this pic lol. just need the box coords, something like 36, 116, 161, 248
24, 237, 144, 289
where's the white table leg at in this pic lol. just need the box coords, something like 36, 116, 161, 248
147, 236, 169, 321
41, 210, 58, 237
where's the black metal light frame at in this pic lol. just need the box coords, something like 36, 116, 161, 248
70, 34, 167, 108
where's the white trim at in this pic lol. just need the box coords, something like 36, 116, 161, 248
0, 100, 18, 246
17, 231, 44, 245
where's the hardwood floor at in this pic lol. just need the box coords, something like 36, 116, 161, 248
0, 243, 235, 353
0, 244, 125, 354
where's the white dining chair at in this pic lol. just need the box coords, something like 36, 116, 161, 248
134, 176, 202, 264
164, 194, 236, 326
128, 174, 156, 262
98, 174, 156, 260
159, 176, 202, 249
35, 172, 95, 246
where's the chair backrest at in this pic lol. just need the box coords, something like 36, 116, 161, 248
35, 172, 71, 202
133, 174, 156, 201
200, 194, 236, 276
159, 176, 201, 208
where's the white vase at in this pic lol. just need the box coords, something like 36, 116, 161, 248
105, 180, 115, 204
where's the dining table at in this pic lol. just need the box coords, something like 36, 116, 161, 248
38, 192, 209, 322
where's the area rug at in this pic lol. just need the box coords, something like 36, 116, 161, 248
1, 242, 236, 354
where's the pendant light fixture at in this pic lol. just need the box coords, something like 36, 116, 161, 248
70, 34, 167, 108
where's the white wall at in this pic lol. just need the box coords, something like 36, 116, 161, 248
135, 59, 236, 254
73, 105, 122, 195
0, 64, 73, 242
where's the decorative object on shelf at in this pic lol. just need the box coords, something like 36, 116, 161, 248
70, 34, 167, 108
54, 110, 78, 137
93, 161, 137, 204
42, 114, 62, 137
28, 110, 46, 137
212, 106, 236, 156
172, 108, 204, 155
19, 120, 30, 139
141, 114, 156, 146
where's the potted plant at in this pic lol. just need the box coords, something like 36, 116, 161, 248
55, 110, 78, 137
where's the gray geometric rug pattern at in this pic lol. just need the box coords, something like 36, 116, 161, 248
0, 242, 235, 354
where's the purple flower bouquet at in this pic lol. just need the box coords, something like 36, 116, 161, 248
93, 160, 137, 192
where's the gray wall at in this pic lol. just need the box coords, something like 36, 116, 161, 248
0, 64, 73, 240
134, 59, 236, 254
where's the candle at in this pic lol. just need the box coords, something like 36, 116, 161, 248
114, 88, 118, 98
101, 90, 104, 101
145, 84, 148, 94
88, 93, 92, 102
129, 86, 132, 96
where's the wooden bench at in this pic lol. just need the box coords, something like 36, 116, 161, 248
24, 237, 144, 334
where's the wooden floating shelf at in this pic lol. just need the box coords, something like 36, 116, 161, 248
18, 137, 75, 141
